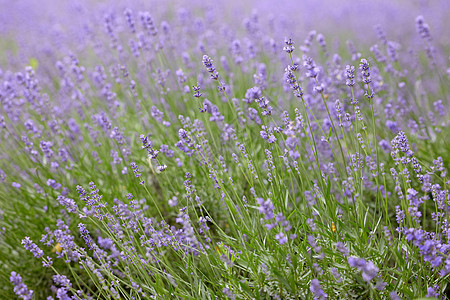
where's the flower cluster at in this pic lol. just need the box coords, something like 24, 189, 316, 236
347, 257, 379, 282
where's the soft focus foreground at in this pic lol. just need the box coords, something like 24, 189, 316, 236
0, 0, 449, 299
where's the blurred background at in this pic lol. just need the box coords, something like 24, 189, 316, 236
0, 0, 449, 69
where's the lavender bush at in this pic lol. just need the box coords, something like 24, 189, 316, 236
0, 0, 449, 299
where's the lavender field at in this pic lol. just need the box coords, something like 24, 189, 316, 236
1, 0, 449, 299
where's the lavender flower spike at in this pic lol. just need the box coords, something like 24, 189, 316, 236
283, 38, 295, 53
359, 58, 371, 84
345, 65, 355, 86
21, 237, 44, 258
10, 272, 33, 300
202, 55, 219, 80
310, 278, 327, 299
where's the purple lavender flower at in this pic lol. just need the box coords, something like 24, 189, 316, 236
53, 274, 72, 289
313, 263, 323, 275
317, 33, 327, 53
10, 272, 33, 300
416, 16, 431, 41
140, 134, 159, 159
202, 55, 219, 80
375, 280, 387, 291
347, 256, 379, 282
244, 86, 262, 104
359, 59, 372, 84
140, 11, 158, 36
303, 56, 319, 78
168, 196, 178, 207
21, 237, 43, 258
201, 99, 224, 122
124, 8, 136, 33
307, 218, 317, 231
348, 256, 365, 268
361, 261, 379, 282
389, 291, 401, 300
426, 285, 439, 298
395, 206, 404, 224
97, 236, 113, 250
42, 256, 53, 268
307, 235, 322, 254
257, 197, 274, 220
40, 141, 54, 158
222, 287, 236, 299
433, 100, 445, 116
391, 131, 413, 157
46, 179, 62, 190
330, 267, 342, 283
275, 232, 288, 245
222, 124, 237, 142
157, 164, 167, 172
193, 83, 202, 98
284, 66, 302, 97
345, 65, 355, 86
283, 38, 295, 53
52, 274, 73, 299
56, 195, 78, 213
310, 279, 327, 299
78, 223, 94, 250
336, 242, 349, 256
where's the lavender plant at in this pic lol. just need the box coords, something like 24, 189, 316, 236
0, 0, 449, 299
